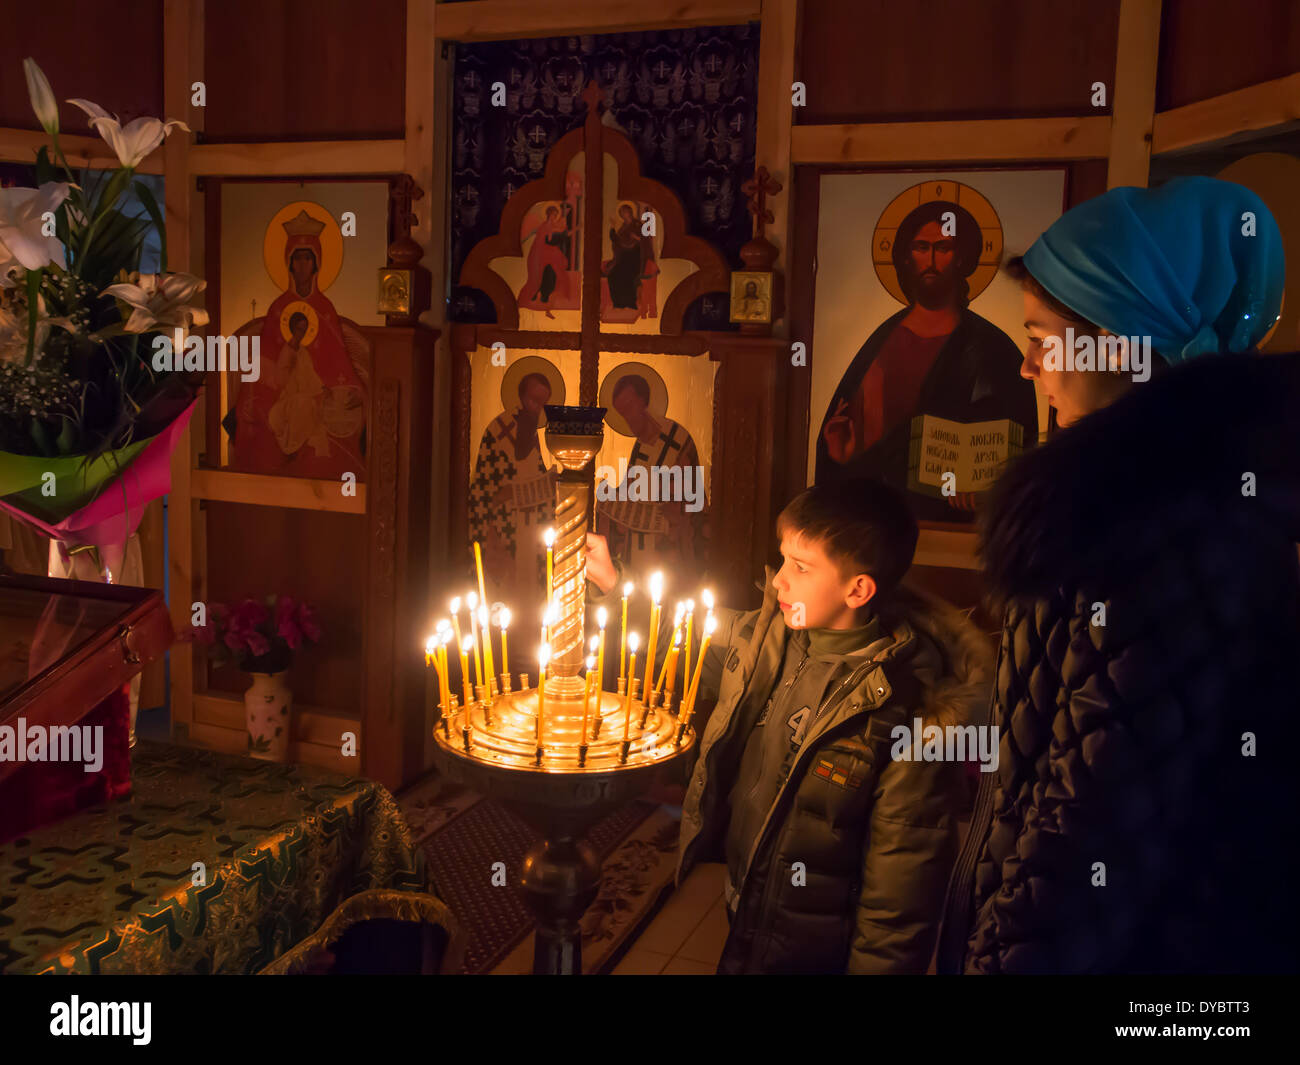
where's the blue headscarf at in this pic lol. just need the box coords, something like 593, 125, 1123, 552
1022, 176, 1284, 364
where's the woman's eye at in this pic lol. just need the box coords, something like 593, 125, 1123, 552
796, 565, 807, 574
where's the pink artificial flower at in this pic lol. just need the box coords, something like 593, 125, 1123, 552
223, 629, 247, 653
245, 631, 270, 658
227, 598, 268, 640
296, 601, 322, 643
275, 595, 303, 650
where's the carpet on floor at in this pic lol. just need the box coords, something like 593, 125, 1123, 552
396, 773, 681, 974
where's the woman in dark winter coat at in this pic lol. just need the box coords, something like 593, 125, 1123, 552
938, 177, 1300, 974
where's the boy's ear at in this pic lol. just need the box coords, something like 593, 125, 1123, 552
845, 573, 877, 609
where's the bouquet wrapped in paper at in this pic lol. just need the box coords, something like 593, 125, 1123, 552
0, 58, 202, 577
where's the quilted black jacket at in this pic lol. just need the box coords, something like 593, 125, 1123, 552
938, 351, 1300, 974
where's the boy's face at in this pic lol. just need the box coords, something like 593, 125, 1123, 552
772, 531, 877, 631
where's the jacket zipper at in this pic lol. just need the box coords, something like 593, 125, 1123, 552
734, 658, 879, 902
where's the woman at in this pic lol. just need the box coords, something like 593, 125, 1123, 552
938, 177, 1300, 973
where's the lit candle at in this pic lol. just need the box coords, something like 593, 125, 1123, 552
544, 527, 555, 603
473, 540, 488, 607
683, 598, 695, 699
623, 632, 640, 742
620, 581, 633, 681
663, 628, 684, 702
657, 603, 685, 692
467, 591, 484, 688
425, 634, 440, 704
642, 572, 663, 707
449, 596, 466, 677
478, 603, 495, 690
582, 653, 597, 744
537, 642, 551, 747
458, 634, 475, 708
683, 614, 718, 722
498, 607, 512, 679
596, 606, 608, 698
438, 632, 452, 707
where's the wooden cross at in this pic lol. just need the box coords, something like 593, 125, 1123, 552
741, 166, 782, 242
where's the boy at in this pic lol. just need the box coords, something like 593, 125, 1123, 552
585, 478, 991, 973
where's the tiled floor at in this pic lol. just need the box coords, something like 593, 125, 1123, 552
612, 862, 728, 975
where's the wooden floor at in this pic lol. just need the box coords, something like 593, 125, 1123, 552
611, 862, 729, 975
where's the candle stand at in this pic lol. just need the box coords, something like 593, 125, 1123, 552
431, 405, 696, 974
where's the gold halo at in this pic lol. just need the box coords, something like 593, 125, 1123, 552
263, 201, 344, 293
872, 180, 1004, 306
279, 301, 319, 344
500, 356, 566, 426
599, 361, 669, 437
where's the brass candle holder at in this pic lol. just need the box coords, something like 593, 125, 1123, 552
431, 404, 696, 976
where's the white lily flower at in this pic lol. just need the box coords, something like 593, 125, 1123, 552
0, 288, 73, 363
67, 98, 190, 169
23, 58, 58, 136
0, 182, 70, 272
102, 271, 210, 333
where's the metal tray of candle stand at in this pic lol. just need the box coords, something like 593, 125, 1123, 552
430, 694, 695, 976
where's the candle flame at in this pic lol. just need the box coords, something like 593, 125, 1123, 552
628, 632, 640, 653
672, 628, 683, 646
425, 635, 437, 654
460, 634, 475, 653
702, 589, 714, 610
705, 614, 718, 635
623, 581, 634, 597
586, 654, 596, 670
544, 527, 555, 547
686, 598, 695, 612
589, 634, 599, 651
436, 617, 451, 633
467, 590, 478, 610
499, 607, 512, 630
450, 596, 461, 613
538, 643, 551, 668
597, 605, 608, 628
478, 604, 488, 625
649, 571, 664, 602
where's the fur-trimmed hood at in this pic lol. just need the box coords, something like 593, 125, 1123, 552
979, 351, 1300, 600
874, 582, 995, 730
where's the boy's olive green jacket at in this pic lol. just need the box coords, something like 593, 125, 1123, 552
591, 562, 993, 974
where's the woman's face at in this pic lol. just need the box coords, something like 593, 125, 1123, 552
1020, 289, 1129, 428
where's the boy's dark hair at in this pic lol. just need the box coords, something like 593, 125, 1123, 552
776, 478, 919, 596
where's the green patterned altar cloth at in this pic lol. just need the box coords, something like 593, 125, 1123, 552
0, 740, 454, 974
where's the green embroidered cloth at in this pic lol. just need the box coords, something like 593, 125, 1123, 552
0, 740, 455, 974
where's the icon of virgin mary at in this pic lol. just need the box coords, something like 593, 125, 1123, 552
233, 207, 367, 479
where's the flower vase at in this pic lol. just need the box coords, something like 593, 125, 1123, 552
245, 671, 292, 761
48, 534, 144, 745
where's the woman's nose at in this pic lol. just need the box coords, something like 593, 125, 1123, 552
1020, 352, 1039, 381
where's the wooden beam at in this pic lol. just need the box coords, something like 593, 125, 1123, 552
190, 469, 368, 514
790, 116, 1111, 164
1152, 72, 1300, 155
756, 0, 799, 334
188, 139, 405, 177
0, 128, 164, 174
163, 0, 201, 740
1107, 0, 1162, 188
433, 0, 760, 42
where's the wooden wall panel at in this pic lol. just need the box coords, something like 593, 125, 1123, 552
202, 501, 365, 713
1158, 0, 1300, 111
796, 0, 1120, 125
4, 3, 164, 132
203, 0, 406, 141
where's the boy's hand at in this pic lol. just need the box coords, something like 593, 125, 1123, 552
585, 533, 617, 596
